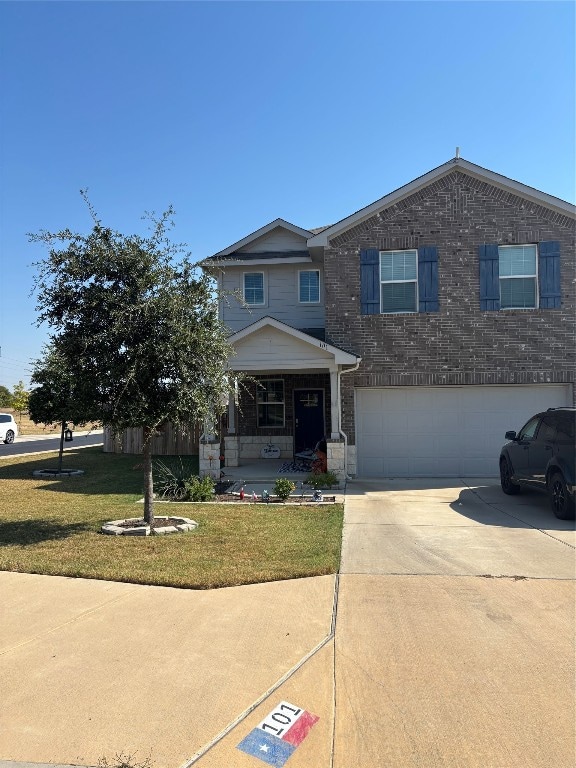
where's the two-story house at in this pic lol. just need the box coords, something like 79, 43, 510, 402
202, 157, 575, 482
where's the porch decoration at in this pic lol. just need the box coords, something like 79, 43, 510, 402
261, 442, 281, 459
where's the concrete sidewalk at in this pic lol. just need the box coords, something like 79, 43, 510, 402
0, 572, 336, 767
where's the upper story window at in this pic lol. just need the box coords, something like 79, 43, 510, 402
498, 245, 538, 309
361, 247, 438, 315
299, 270, 320, 303
479, 240, 560, 311
243, 272, 265, 305
380, 250, 418, 313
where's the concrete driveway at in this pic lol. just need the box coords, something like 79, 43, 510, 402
334, 478, 575, 768
0, 479, 574, 768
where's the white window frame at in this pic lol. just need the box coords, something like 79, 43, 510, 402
298, 269, 321, 304
379, 249, 418, 314
498, 244, 538, 310
243, 271, 265, 306
256, 379, 285, 428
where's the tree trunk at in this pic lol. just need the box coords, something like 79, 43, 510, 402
57, 420, 65, 473
142, 427, 154, 525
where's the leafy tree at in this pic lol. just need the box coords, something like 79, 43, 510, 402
0, 385, 12, 408
30, 195, 236, 525
29, 345, 101, 473
10, 380, 29, 422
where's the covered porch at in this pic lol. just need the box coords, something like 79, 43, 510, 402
199, 317, 360, 485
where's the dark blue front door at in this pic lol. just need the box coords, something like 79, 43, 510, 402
294, 389, 325, 454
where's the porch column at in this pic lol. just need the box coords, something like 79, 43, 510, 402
329, 367, 340, 440
227, 393, 236, 434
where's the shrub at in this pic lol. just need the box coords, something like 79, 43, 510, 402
153, 456, 198, 500
305, 471, 338, 490
274, 477, 296, 500
185, 475, 215, 502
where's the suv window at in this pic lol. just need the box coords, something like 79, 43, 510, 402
0, 415, 12, 423
518, 416, 540, 440
554, 412, 575, 444
538, 415, 557, 442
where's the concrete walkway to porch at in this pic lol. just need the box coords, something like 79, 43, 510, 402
217, 458, 345, 501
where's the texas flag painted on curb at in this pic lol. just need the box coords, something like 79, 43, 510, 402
237, 701, 319, 767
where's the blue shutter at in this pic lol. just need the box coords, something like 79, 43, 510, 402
417, 246, 439, 312
538, 241, 561, 308
360, 249, 380, 315
479, 244, 500, 310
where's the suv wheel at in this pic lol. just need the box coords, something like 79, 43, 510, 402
500, 458, 520, 495
3, 430, 14, 444
549, 472, 575, 520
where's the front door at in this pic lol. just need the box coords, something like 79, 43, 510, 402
294, 389, 325, 454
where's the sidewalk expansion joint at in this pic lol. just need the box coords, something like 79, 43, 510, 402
0, 587, 141, 657
179, 573, 341, 768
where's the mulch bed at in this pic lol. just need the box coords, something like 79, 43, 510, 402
116, 517, 186, 529
212, 494, 336, 504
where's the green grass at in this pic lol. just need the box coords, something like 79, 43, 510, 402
0, 447, 344, 589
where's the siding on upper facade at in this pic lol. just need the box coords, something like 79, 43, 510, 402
230, 324, 334, 369
322, 170, 576, 442
220, 262, 326, 332
238, 227, 309, 253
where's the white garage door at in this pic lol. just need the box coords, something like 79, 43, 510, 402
356, 385, 572, 477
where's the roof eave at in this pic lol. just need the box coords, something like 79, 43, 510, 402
211, 218, 313, 258
306, 157, 576, 247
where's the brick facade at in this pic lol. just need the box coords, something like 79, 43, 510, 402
234, 372, 331, 438
323, 171, 576, 443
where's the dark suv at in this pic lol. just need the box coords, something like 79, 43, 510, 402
500, 407, 575, 519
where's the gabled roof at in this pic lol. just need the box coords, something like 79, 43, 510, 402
307, 157, 576, 247
227, 316, 360, 367
209, 218, 313, 259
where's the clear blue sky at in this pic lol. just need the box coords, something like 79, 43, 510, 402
1, 0, 574, 390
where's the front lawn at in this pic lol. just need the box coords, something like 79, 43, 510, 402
0, 447, 343, 588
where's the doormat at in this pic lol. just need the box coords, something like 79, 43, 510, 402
278, 461, 311, 473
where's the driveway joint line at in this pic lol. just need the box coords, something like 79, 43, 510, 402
339, 571, 575, 581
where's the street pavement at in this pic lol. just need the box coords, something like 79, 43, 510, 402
0, 478, 574, 767
0, 431, 103, 457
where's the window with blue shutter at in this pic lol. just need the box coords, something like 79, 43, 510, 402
480, 241, 561, 310
499, 244, 537, 308
538, 241, 561, 308
361, 247, 439, 314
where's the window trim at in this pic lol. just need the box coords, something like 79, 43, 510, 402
498, 244, 539, 310
243, 271, 266, 306
298, 269, 321, 304
256, 378, 285, 428
379, 249, 419, 314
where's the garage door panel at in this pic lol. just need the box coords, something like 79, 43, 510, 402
364, 457, 385, 476
362, 415, 385, 436
379, 411, 408, 433
356, 385, 571, 477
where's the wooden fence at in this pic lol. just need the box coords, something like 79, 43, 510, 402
103, 422, 202, 455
